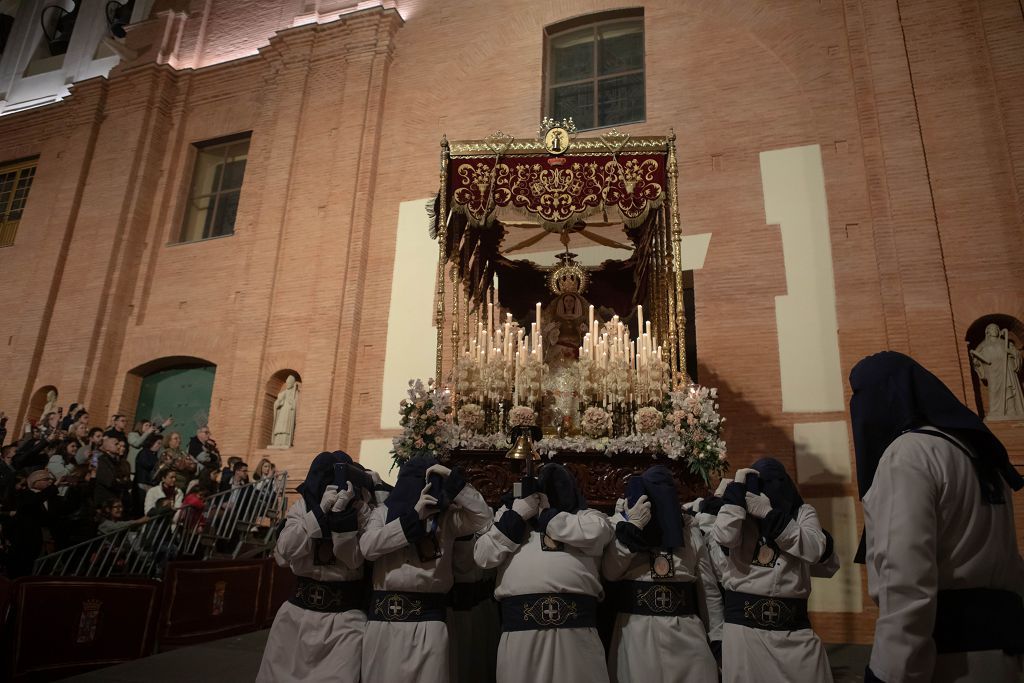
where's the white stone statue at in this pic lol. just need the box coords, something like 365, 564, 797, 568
970, 324, 1024, 420
41, 389, 59, 418
270, 375, 300, 447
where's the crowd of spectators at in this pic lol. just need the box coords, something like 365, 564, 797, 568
0, 402, 278, 577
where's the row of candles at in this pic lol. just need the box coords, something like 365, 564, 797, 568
456, 285, 670, 410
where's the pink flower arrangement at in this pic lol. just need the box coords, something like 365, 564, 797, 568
581, 406, 612, 439
508, 406, 537, 428
457, 403, 485, 433
635, 406, 663, 434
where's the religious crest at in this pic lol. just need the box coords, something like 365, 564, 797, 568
751, 536, 780, 568
211, 580, 227, 616
76, 599, 102, 643
523, 595, 578, 626
540, 117, 576, 155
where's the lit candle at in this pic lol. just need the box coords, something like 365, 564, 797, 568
637, 305, 644, 339
589, 305, 595, 332
536, 302, 542, 332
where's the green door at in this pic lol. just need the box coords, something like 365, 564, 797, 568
134, 366, 216, 442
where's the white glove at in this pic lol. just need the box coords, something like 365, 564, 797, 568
714, 478, 733, 497
613, 498, 627, 515
734, 468, 759, 485
511, 494, 541, 520
414, 483, 438, 520
682, 497, 703, 513
745, 492, 772, 519
425, 464, 452, 480
332, 482, 355, 512
320, 485, 340, 513
625, 495, 652, 529
367, 470, 383, 487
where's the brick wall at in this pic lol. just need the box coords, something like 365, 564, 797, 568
0, 0, 1021, 643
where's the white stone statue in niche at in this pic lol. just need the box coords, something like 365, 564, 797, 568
970, 324, 1024, 420
270, 375, 300, 447
41, 389, 59, 418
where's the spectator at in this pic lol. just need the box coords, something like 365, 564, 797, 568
73, 409, 89, 428
144, 469, 183, 516
175, 485, 209, 533
0, 444, 16, 501
104, 414, 129, 451
94, 436, 132, 509
220, 460, 249, 494
77, 427, 105, 466
252, 458, 276, 483
126, 417, 173, 476
12, 422, 55, 471
6, 469, 57, 576
160, 432, 197, 491
220, 456, 242, 491
39, 411, 61, 439
97, 499, 147, 535
59, 403, 80, 431
69, 421, 89, 447
46, 440, 79, 488
189, 427, 222, 489
135, 434, 162, 493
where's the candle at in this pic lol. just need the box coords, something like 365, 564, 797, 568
589, 305, 595, 332
536, 302, 542, 332
637, 305, 644, 339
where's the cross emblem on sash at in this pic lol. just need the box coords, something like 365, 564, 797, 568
308, 586, 326, 608
653, 587, 673, 611
542, 601, 561, 622
762, 600, 781, 626
388, 596, 405, 618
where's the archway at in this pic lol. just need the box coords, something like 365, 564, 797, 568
125, 357, 217, 443
28, 384, 58, 423
964, 314, 1024, 419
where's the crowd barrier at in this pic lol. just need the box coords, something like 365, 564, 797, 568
1, 558, 295, 681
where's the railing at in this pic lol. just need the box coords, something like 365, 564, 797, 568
33, 471, 289, 578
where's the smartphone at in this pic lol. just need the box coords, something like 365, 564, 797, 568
333, 463, 349, 490
745, 472, 761, 495
427, 473, 444, 504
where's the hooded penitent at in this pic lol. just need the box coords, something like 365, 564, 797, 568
622, 465, 684, 550
384, 455, 449, 523
297, 450, 353, 539
849, 351, 1023, 502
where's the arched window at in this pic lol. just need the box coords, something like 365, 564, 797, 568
544, 9, 645, 131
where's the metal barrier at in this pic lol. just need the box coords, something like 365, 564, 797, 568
33, 471, 289, 578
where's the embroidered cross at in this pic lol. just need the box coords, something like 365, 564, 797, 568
308, 586, 326, 608
388, 596, 405, 618
542, 601, 561, 622
762, 601, 780, 625
654, 588, 673, 611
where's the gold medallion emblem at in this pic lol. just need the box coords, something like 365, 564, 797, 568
544, 127, 570, 155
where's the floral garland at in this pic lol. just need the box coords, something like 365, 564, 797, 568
391, 379, 728, 484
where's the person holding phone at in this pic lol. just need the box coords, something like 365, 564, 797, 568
712, 459, 836, 683
257, 450, 370, 683
359, 455, 490, 683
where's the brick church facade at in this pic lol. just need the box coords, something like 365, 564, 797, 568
0, 0, 1021, 641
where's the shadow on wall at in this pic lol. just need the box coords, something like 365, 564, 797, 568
697, 361, 796, 476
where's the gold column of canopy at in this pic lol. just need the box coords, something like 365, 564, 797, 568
668, 131, 687, 385
435, 137, 450, 380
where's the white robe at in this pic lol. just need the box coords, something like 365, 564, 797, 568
449, 532, 499, 683
602, 514, 723, 683
474, 507, 614, 683
359, 485, 491, 683
712, 500, 834, 683
863, 428, 1024, 682
256, 499, 366, 683
694, 510, 728, 642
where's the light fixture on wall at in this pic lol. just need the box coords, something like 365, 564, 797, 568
106, 0, 135, 39
40, 1, 79, 56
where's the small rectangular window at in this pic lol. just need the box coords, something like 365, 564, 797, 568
177, 133, 251, 244
545, 11, 645, 131
0, 157, 38, 248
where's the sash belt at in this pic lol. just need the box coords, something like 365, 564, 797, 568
450, 579, 495, 611
500, 592, 598, 632
723, 590, 810, 631
369, 590, 447, 622
615, 580, 699, 617
289, 577, 366, 613
934, 588, 1024, 655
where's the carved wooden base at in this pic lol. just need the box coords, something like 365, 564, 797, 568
443, 449, 711, 511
